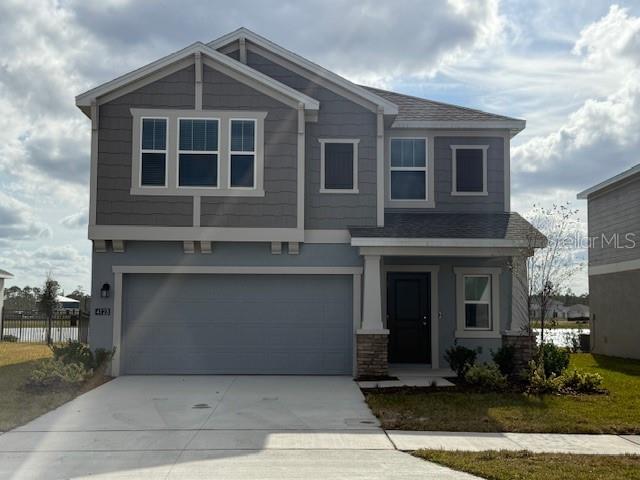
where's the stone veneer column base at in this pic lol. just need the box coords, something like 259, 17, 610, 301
502, 334, 536, 375
356, 333, 389, 379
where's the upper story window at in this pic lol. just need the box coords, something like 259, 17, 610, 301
451, 145, 488, 196
178, 119, 219, 187
130, 109, 267, 197
230, 119, 256, 188
390, 138, 427, 200
140, 118, 167, 187
454, 267, 501, 339
319, 139, 359, 193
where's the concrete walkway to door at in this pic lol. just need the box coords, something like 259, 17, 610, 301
0, 376, 478, 479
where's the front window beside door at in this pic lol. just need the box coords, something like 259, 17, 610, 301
454, 267, 501, 338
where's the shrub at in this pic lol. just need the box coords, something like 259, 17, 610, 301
445, 345, 479, 377
526, 360, 563, 394
28, 358, 91, 388
560, 369, 605, 394
464, 363, 508, 391
2, 335, 18, 342
51, 341, 114, 370
491, 344, 516, 377
538, 343, 570, 377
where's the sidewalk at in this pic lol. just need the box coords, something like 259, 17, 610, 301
387, 431, 640, 455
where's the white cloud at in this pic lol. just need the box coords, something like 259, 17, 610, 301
60, 211, 88, 229
0, 192, 51, 241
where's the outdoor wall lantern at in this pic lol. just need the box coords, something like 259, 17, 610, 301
100, 283, 110, 298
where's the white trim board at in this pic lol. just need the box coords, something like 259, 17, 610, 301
89, 225, 304, 242
453, 267, 502, 339
319, 138, 360, 194
352, 237, 534, 248
391, 120, 525, 137
450, 145, 489, 197
76, 42, 320, 115
589, 258, 640, 276
207, 28, 398, 115
382, 264, 440, 369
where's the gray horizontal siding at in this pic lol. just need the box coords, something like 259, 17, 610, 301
588, 177, 640, 266
432, 136, 505, 213
96, 66, 195, 226
200, 66, 298, 228
246, 51, 377, 229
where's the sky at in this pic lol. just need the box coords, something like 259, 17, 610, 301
1, 0, 639, 295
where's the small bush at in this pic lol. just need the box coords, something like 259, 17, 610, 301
539, 343, 570, 377
2, 335, 18, 342
560, 369, 605, 394
464, 363, 508, 391
491, 344, 516, 377
51, 341, 114, 370
526, 360, 563, 394
445, 346, 479, 377
28, 358, 91, 388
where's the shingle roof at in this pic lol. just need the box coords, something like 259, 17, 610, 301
361, 85, 524, 124
350, 212, 546, 246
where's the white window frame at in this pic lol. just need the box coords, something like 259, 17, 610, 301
228, 118, 257, 190
389, 137, 429, 202
139, 116, 168, 188
176, 117, 220, 189
454, 267, 501, 339
451, 145, 489, 196
130, 109, 266, 197
319, 138, 359, 194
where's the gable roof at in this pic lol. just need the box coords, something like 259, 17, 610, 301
362, 86, 526, 135
76, 42, 320, 116
577, 163, 640, 199
0, 269, 13, 279
207, 27, 398, 115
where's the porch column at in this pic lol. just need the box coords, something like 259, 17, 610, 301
503, 255, 535, 375
356, 255, 388, 379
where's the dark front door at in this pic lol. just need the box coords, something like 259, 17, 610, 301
387, 272, 431, 363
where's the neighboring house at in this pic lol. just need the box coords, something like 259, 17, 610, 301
77, 28, 546, 377
56, 296, 81, 315
566, 304, 589, 320
530, 299, 568, 320
578, 164, 640, 359
0, 269, 13, 324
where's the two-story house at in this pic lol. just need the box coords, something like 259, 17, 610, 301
578, 164, 640, 360
76, 28, 546, 377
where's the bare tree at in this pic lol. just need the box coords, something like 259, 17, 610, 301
39, 273, 60, 345
524, 203, 584, 345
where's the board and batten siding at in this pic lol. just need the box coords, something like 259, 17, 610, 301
587, 176, 640, 267
433, 136, 505, 213
200, 66, 298, 228
96, 66, 195, 226
245, 51, 378, 229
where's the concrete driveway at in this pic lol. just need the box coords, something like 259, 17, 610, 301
0, 376, 476, 479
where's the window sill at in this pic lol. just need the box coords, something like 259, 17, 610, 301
130, 187, 265, 197
320, 188, 359, 194
451, 191, 489, 197
455, 330, 501, 339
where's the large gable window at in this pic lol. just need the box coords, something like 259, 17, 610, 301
320, 139, 359, 193
178, 119, 219, 187
451, 145, 488, 195
229, 119, 256, 188
454, 267, 501, 339
390, 138, 427, 200
140, 118, 167, 186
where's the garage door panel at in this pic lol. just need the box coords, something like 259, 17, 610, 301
122, 274, 353, 374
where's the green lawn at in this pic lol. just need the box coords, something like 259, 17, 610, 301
0, 343, 110, 432
365, 354, 640, 433
415, 450, 640, 480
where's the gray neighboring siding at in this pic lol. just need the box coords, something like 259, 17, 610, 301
432, 136, 505, 213
89, 241, 362, 350
96, 66, 195, 226
590, 269, 640, 359
200, 66, 298, 228
587, 177, 640, 267
246, 51, 378, 229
